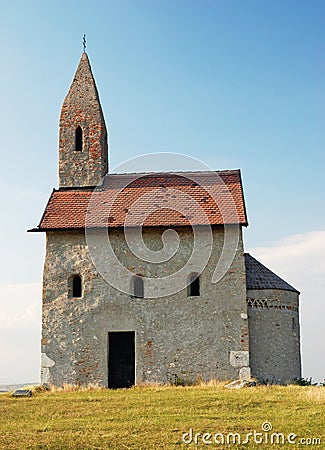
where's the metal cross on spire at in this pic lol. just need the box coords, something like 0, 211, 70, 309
82, 34, 86, 52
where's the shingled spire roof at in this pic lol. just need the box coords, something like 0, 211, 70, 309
245, 253, 299, 293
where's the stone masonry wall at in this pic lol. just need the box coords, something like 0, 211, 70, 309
41, 226, 249, 386
58, 53, 108, 188
247, 288, 301, 384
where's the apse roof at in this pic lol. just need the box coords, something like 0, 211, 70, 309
245, 253, 299, 293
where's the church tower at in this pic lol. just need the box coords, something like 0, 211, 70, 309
58, 52, 108, 188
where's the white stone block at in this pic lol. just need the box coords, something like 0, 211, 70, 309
239, 366, 251, 380
230, 350, 249, 368
41, 353, 55, 368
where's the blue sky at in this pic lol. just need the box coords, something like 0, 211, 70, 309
0, 1, 324, 384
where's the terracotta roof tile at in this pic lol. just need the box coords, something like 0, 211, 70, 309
35, 170, 248, 230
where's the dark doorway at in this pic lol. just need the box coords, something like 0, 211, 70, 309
108, 332, 135, 388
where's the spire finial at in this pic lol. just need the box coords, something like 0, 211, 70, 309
82, 34, 86, 52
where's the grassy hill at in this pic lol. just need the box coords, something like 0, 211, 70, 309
0, 384, 324, 449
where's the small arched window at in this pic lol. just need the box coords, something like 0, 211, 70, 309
72, 275, 82, 298
133, 276, 144, 298
75, 126, 83, 152
292, 316, 296, 335
187, 273, 200, 297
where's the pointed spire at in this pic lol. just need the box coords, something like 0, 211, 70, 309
65, 52, 101, 108
58, 53, 108, 188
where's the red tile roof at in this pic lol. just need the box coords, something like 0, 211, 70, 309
34, 170, 248, 231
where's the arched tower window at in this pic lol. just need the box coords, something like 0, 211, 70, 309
72, 275, 82, 297
187, 273, 200, 297
133, 276, 144, 298
75, 126, 83, 152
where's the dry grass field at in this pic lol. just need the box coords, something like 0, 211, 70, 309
0, 383, 324, 449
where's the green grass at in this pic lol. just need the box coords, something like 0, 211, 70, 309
0, 384, 324, 449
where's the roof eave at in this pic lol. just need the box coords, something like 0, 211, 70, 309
246, 285, 300, 295
29, 221, 247, 233
238, 169, 249, 227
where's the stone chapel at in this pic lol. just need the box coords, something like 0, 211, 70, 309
30, 52, 301, 387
